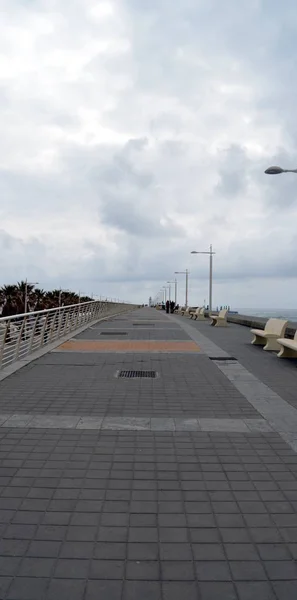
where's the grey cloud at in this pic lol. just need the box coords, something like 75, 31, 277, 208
2, 0, 297, 305
215, 145, 250, 198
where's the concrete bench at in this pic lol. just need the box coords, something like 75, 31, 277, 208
181, 307, 191, 317
251, 318, 288, 352
174, 307, 185, 315
277, 330, 297, 358
194, 307, 207, 321
190, 307, 200, 319
210, 309, 228, 327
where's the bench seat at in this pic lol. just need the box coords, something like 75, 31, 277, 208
210, 309, 228, 327
277, 330, 297, 358
195, 308, 206, 321
251, 318, 288, 351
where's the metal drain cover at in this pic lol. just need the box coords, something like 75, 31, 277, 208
100, 332, 127, 336
133, 323, 155, 326
117, 370, 157, 378
209, 356, 237, 361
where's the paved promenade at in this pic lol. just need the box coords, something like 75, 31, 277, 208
0, 308, 297, 599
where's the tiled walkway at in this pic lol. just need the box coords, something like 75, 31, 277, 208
0, 308, 297, 599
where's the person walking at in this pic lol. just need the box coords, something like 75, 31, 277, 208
166, 300, 170, 314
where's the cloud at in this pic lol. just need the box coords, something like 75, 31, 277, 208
1, 0, 297, 307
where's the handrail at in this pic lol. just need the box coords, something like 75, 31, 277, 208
0, 299, 101, 322
0, 300, 136, 372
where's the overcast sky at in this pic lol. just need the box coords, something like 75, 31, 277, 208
1, 0, 297, 307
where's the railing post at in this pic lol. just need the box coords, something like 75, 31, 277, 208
57, 310, 63, 337
75, 306, 80, 328
49, 312, 58, 342
29, 314, 39, 352
62, 311, 70, 336
14, 317, 26, 360
0, 323, 9, 368
39, 314, 50, 348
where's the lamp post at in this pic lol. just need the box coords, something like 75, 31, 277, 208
163, 285, 171, 302
175, 270, 189, 308
265, 165, 297, 175
167, 284, 171, 302
25, 280, 39, 314
167, 280, 177, 304
191, 245, 215, 313
58, 288, 68, 307
162, 286, 167, 303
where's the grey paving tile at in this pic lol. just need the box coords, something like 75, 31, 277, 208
236, 581, 276, 600
161, 561, 195, 581
60, 541, 94, 558
199, 582, 238, 600
272, 581, 297, 600
230, 560, 267, 580
47, 579, 86, 600
128, 543, 158, 560
90, 559, 125, 579
0, 578, 13, 599
264, 560, 297, 580
123, 581, 162, 600
195, 560, 231, 581
85, 581, 122, 600
6, 577, 49, 600
18, 557, 55, 577
193, 544, 225, 560
54, 558, 89, 579
126, 560, 159, 580
162, 581, 199, 600
94, 542, 126, 560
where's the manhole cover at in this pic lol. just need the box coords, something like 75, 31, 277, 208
209, 356, 237, 361
100, 332, 127, 336
117, 370, 157, 378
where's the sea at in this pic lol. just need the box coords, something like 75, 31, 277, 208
235, 308, 297, 322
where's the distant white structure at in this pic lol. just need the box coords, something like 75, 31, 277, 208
149, 296, 153, 307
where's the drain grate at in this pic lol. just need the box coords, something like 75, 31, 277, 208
209, 356, 237, 361
100, 332, 127, 336
117, 370, 157, 378
133, 323, 155, 326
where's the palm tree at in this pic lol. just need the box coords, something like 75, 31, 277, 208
0, 282, 96, 316
33, 288, 46, 310
16, 281, 34, 304
0, 284, 18, 301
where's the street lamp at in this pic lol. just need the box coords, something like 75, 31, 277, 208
167, 279, 177, 304
58, 288, 69, 307
265, 165, 297, 175
25, 280, 39, 314
191, 244, 215, 313
166, 284, 171, 302
163, 285, 171, 302
162, 286, 168, 303
174, 270, 189, 308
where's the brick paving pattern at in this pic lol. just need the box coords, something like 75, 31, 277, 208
55, 340, 200, 353
0, 308, 296, 598
0, 354, 258, 418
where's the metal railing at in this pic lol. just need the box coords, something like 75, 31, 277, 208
0, 300, 136, 371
